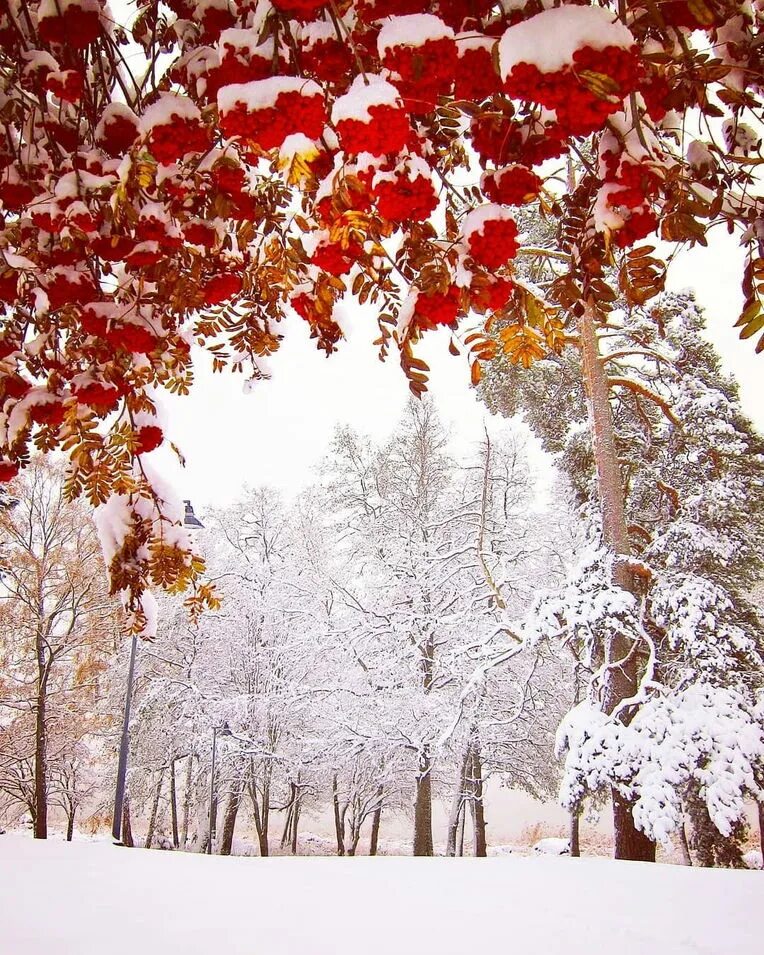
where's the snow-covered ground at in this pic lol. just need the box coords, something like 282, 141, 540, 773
0, 834, 760, 954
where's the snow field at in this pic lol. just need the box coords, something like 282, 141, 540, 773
0, 834, 760, 955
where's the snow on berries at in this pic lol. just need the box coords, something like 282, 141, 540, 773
377, 14, 456, 111
499, 7, 641, 139
300, 22, 353, 88
594, 126, 663, 247
95, 103, 141, 157
481, 165, 542, 206
454, 34, 501, 102
463, 205, 519, 271
37, 0, 103, 49
331, 74, 412, 157
218, 78, 326, 151
142, 95, 211, 165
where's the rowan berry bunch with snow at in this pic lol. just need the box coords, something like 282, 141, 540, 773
0, 0, 761, 624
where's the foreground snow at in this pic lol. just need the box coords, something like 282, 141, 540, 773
0, 834, 760, 955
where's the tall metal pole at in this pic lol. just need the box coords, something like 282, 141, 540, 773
112, 635, 138, 842
207, 727, 218, 854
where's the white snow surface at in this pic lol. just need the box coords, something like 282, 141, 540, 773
498, 6, 635, 78
331, 73, 402, 124
0, 833, 759, 955
377, 14, 454, 56
218, 76, 323, 114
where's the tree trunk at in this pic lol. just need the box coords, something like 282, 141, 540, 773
169, 758, 179, 848
612, 791, 656, 862
122, 796, 134, 848
33, 668, 49, 840
413, 748, 433, 856
369, 786, 383, 856
677, 817, 693, 866
456, 800, 466, 857
291, 793, 300, 856
469, 745, 487, 858
145, 770, 164, 849
66, 806, 75, 842
759, 801, 764, 862
219, 782, 243, 856
332, 774, 346, 856
181, 752, 194, 848
577, 303, 655, 863
447, 748, 470, 857
569, 810, 581, 858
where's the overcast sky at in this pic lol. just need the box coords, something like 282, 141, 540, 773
154, 231, 763, 511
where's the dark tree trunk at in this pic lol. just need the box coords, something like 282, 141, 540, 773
181, 752, 193, 848
612, 791, 656, 862
332, 774, 345, 856
249, 765, 270, 857
169, 759, 179, 848
145, 770, 164, 849
759, 801, 764, 862
369, 786, 383, 856
219, 783, 243, 856
33, 668, 49, 840
470, 745, 487, 858
122, 796, 134, 848
413, 749, 433, 857
678, 817, 693, 866
569, 810, 581, 858
66, 806, 75, 842
291, 794, 300, 856
578, 304, 656, 863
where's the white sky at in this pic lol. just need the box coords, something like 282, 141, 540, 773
155, 233, 763, 510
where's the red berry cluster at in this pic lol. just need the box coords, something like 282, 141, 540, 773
45, 71, 84, 104
205, 45, 276, 100
601, 149, 662, 247
373, 172, 438, 222
504, 45, 641, 138
220, 92, 326, 150
271, 0, 330, 17
470, 113, 567, 168
183, 221, 218, 248
136, 424, 164, 454
0, 461, 20, 482
148, 117, 211, 165
212, 164, 260, 220
454, 46, 500, 101
414, 286, 461, 327
482, 165, 541, 205
73, 381, 123, 411
197, 5, 235, 42
301, 38, 353, 87
203, 272, 243, 304
336, 104, 412, 156
470, 278, 513, 314
46, 272, 98, 310
107, 324, 158, 354
311, 241, 363, 276
38, 4, 102, 49
467, 218, 519, 270
98, 115, 140, 156
382, 38, 457, 112
613, 210, 658, 248
29, 400, 66, 428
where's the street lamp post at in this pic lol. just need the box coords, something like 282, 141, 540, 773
111, 634, 138, 842
207, 722, 232, 854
